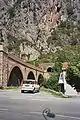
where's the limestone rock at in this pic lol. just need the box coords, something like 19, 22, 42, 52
0, 0, 80, 60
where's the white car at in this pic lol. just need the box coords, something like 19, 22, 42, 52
21, 79, 40, 93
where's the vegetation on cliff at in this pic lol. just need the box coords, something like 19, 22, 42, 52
0, 0, 80, 91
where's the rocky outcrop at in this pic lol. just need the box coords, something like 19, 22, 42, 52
0, 0, 80, 60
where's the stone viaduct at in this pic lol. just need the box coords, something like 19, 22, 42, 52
0, 43, 45, 87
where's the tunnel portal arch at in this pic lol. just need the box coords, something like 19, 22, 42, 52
27, 71, 35, 80
7, 66, 23, 86
38, 74, 44, 86
47, 67, 53, 72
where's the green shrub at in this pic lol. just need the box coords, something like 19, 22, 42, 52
38, 77, 46, 87
44, 73, 59, 92
66, 63, 80, 92
0, 86, 4, 89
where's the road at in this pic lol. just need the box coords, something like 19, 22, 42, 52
0, 89, 80, 120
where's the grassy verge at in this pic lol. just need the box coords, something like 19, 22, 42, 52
0, 86, 20, 90
0, 86, 70, 98
40, 87, 69, 98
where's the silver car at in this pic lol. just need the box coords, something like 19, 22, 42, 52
21, 79, 40, 93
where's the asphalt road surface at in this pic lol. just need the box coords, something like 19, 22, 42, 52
0, 89, 80, 120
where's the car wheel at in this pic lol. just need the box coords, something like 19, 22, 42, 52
21, 90, 24, 93
33, 88, 35, 93
38, 88, 40, 92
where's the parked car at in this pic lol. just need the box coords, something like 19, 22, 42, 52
21, 79, 40, 93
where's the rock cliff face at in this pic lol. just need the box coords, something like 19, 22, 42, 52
0, 0, 80, 60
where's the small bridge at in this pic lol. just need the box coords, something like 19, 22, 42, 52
0, 43, 45, 87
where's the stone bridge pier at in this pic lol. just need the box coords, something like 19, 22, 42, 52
0, 43, 44, 87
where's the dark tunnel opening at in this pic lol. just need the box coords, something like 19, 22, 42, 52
7, 66, 23, 86
27, 71, 35, 80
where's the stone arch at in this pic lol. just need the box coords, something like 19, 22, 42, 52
7, 66, 23, 86
27, 71, 35, 80
47, 67, 53, 72
38, 74, 44, 86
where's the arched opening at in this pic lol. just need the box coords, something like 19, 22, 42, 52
47, 67, 53, 72
38, 74, 44, 86
27, 71, 35, 80
7, 66, 23, 86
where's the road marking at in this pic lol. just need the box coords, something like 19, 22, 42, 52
0, 109, 8, 111
27, 111, 80, 120
56, 114, 80, 120
0, 109, 80, 120
28, 111, 41, 115
10, 97, 54, 102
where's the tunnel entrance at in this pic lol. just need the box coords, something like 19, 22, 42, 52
27, 71, 35, 80
47, 67, 53, 72
38, 74, 44, 86
7, 66, 23, 86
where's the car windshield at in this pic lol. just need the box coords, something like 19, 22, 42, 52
23, 81, 35, 84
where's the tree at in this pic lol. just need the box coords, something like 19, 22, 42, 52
43, 62, 62, 92
66, 63, 80, 92
44, 72, 59, 91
